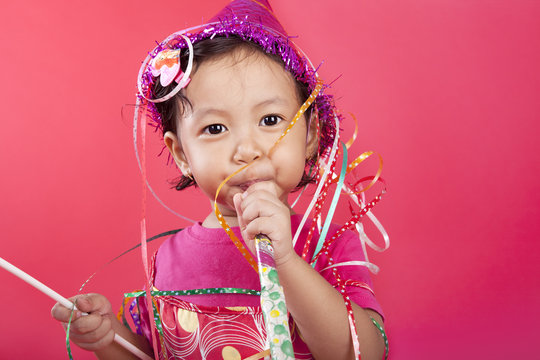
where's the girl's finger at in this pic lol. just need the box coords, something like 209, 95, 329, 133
51, 302, 83, 322
243, 217, 280, 242
239, 187, 283, 216
73, 294, 111, 315
241, 191, 283, 212
70, 315, 112, 342
75, 328, 116, 351
241, 198, 278, 225
233, 193, 247, 230
244, 181, 278, 197
69, 313, 104, 335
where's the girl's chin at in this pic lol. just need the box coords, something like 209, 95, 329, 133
211, 201, 239, 218
202, 210, 239, 228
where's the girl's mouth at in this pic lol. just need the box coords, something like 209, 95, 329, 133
236, 179, 267, 191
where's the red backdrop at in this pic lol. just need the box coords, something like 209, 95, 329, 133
1, 0, 538, 358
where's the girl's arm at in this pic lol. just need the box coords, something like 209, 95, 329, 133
234, 183, 385, 360
51, 294, 153, 360
277, 253, 385, 360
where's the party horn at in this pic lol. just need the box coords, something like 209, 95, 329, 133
254, 235, 294, 359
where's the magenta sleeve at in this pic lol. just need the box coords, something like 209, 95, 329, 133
314, 228, 385, 320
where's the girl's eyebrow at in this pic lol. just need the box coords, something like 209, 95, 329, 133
195, 97, 289, 118
254, 97, 288, 109
193, 107, 229, 118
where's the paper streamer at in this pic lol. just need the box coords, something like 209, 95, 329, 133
293, 112, 341, 247
255, 235, 294, 360
136, 103, 160, 359
311, 141, 348, 267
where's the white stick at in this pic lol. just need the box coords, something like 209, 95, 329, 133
0, 256, 153, 360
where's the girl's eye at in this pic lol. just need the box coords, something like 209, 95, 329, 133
204, 124, 227, 135
260, 115, 283, 126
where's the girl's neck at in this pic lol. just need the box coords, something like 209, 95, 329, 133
201, 212, 239, 228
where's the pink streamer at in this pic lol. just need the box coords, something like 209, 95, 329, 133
138, 106, 160, 359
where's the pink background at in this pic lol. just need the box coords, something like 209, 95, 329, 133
1, 0, 539, 358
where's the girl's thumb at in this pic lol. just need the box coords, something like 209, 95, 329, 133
233, 193, 247, 230
74, 295, 92, 312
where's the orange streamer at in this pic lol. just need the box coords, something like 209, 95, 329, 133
344, 113, 358, 149
213, 80, 324, 272
330, 151, 384, 194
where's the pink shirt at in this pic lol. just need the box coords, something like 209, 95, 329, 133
154, 214, 382, 315
136, 215, 383, 359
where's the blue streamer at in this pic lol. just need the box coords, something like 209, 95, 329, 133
311, 142, 348, 267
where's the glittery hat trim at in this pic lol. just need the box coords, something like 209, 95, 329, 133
136, 15, 340, 155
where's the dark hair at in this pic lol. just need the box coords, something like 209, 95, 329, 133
153, 36, 316, 191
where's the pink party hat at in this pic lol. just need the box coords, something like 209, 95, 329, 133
209, 0, 287, 37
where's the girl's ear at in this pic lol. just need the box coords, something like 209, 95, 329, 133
305, 111, 319, 159
164, 131, 191, 176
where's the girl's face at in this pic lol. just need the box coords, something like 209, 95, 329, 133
165, 48, 316, 222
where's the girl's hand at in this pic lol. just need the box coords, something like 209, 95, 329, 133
233, 181, 295, 266
51, 293, 116, 351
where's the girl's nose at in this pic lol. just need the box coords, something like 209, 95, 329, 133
233, 133, 263, 163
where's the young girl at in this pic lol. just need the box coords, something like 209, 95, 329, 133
51, 1, 387, 359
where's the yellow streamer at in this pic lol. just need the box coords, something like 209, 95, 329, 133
243, 349, 272, 360
330, 151, 384, 194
